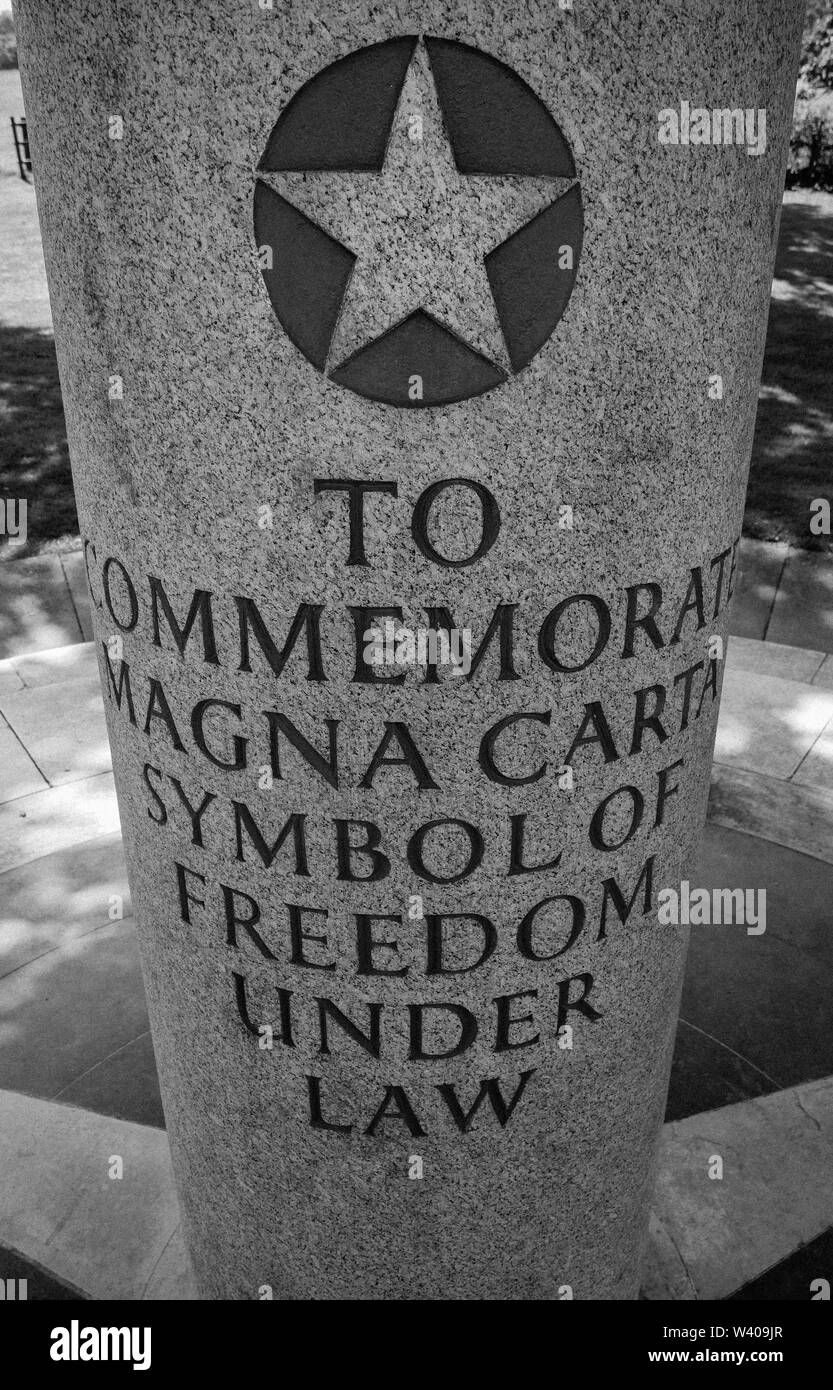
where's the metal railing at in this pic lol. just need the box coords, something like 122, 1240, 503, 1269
10, 116, 31, 179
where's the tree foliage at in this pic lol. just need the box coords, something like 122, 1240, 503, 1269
0, 14, 18, 71
799, 3, 833, 92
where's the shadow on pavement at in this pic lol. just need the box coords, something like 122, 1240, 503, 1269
747, 196, 833, 550
0, 322, 76, 559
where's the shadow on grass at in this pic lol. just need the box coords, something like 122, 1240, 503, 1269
746, 196, 833, 551
0, 322, 78, 560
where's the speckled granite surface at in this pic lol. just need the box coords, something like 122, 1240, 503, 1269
16, 1, 803, 1299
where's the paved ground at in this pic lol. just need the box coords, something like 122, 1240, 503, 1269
1, 627, 832, 1298
0, 551, 93, 661
745, 188, 833, 552
645, 1079, 833, 1300
731, 538, 833, 653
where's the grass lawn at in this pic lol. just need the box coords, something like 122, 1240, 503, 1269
1, 67, 77, 561
0, 320, 77, 557
745, 189, 833, 551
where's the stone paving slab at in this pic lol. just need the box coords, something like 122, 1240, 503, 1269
727, 1227, 833, 1300
727, 633, 826, 683
812, 655, 833, 691
0, 553, 86, 660
0, 832, 128, 979
0, 660, 25, 696
727, 538, 789, 642
0, 1243, 87, 1300
0, 717, 47, 800
11, 640, 98, 689
60, 551, 94, 642
56, 1031, 163, 1130
709, 763, 833, 864
0, 772, 120, 875
0, 1088, 195, 1301
766, 548, 833, 653
793, 714, 833, 791
0, 674, 110, 787
0, 830, 167, 1131
725, 543, 833, 656
0, 913, 151, 1112
714, 666, 833, 780
676, 825, 833, 1109
0, 834, 164, 1129
643, 1077, 833, 1300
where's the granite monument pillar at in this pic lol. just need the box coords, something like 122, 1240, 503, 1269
15, 0, 804, 1298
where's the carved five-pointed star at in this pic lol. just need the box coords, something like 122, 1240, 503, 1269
258, 40, 575, 375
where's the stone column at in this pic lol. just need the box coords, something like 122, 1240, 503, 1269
15, 1, 803, 1299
